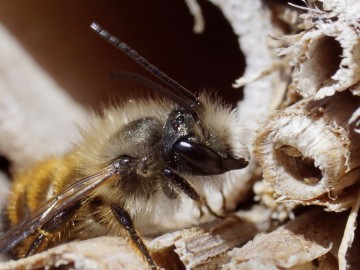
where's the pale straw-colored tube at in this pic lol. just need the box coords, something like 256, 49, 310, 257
255, 92, 360, 207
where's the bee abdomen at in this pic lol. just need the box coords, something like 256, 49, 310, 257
7, 156, 77, 257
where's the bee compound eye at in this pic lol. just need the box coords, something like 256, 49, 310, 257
173, 141, 224, 174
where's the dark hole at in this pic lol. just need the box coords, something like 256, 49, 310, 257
151, 245, 185, 270
316, 36, 342, 86
0, 155, 11, 178
300, 36, 342, 91
275, 145, 322, 185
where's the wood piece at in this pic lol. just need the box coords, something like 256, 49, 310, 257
0, 237, 149, 270
148, 206, 271, 269
222, 209, 346, 269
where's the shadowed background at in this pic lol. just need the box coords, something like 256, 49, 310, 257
0, 0, 245, 109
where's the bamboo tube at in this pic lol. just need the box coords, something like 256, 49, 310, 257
278, 0, 360, 100
255, 91, 360, 209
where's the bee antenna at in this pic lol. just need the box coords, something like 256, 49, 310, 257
110, 71, 193, 104
91, 22, 202, 119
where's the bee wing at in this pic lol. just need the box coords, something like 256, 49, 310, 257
0, 163, 117, 253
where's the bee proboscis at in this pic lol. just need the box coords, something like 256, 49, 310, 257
0, 22, 249, 269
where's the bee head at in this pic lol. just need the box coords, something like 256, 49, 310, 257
162, 105, 248, 175
90, 22, 249, 175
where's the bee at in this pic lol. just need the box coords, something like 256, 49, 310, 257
0, 22, 249, 269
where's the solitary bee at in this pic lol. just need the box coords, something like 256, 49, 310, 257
0, 23, 249, 269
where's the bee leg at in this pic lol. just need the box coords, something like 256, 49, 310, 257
110, 204, 157, 270
162, 168, 200, 200
163, 168, 223, 218
25, 202, 81, 257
